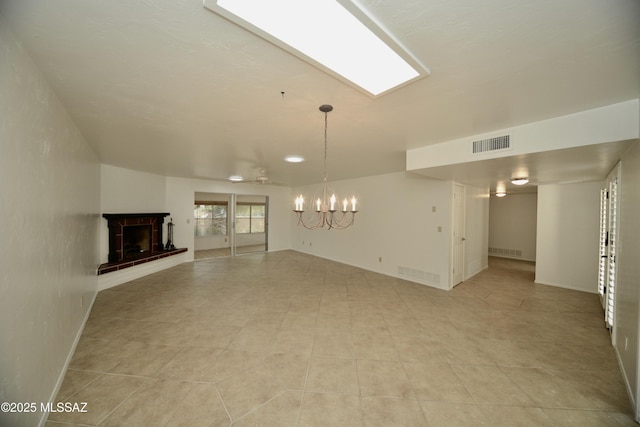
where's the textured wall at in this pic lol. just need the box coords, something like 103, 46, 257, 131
489, 193, 538, 262
535, 182, 601, 292
0, 18, 100, 427
291, 172, 454, 290
616, 140, 640, 416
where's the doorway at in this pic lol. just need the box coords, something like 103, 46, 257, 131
193, 192, 268, 259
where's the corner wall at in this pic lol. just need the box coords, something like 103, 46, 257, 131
535, 181, 602, 292
0, 19, 100, 427
292, 172, 455, 290
615, 140, 640, 418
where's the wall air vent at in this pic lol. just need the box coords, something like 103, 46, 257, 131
472, 135, 511, 154
398, 266, 441, 285
488, 247, 522, 258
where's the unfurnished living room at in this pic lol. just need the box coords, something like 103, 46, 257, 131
1, 1, 639, 426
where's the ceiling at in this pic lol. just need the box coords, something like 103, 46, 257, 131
2, 0, 639, 190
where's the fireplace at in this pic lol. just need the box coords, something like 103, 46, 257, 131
102, 213, 169, 263
98, 212, 187, 276
123, 224, 152, 256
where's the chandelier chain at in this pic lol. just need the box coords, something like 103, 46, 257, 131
323, 110, 328, 182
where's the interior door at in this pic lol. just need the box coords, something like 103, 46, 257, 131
452, 184, 466, 287
233, 195, 268, 255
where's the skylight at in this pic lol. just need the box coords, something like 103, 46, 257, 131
204, 0, 428, 96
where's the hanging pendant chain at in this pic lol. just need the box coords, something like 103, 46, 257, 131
323, 111, 328, 183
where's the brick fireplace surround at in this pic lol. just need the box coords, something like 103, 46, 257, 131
98, 213, 186, 275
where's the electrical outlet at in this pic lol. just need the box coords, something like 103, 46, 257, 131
437, 226, 442, 232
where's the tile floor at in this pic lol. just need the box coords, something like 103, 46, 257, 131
47, 252, 635, 426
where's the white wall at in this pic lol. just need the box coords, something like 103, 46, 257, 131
100, 164, 168, 262
464, 185, 490, 279
166, 177, 292, 261
615, 140, 640, 417
0, 20, 100, 427
489, 192, 538, 261
535, 181, 602, 292
292, 172, 454, 290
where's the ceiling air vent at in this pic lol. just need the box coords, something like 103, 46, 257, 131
472, 135, 511, 154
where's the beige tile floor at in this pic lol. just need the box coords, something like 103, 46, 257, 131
47, 252, 635, 426
195, 245, 267, 260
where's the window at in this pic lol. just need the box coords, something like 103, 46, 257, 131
194, 202, 228, 236
235, 203, 265, 234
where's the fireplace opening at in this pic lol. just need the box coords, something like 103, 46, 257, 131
123, 225, 152, 257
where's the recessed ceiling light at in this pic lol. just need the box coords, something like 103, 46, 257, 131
228, 175, 244, 182
204, 0, 428, 96
511, 177, 529, 186
284, 155, 305, 163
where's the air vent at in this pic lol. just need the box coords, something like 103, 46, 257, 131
398, 266, 441, 285
489, 247, 522, 257
472, 135, 511, 154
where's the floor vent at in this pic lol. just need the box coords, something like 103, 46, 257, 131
398, 266, 441, 285
472, 135, 511, 154
489, 247, 522, 257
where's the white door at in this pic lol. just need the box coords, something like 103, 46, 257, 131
452, 184, 465, 286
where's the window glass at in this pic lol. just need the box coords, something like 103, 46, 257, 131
194, 203, 227, 236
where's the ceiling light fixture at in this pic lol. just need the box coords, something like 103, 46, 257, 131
293, 105, 357, 230
204, 0, 427, 96
228, 175, 244, 182
284, 155, 305, 163
496, 192, 507, 198
511, 177, 529, 186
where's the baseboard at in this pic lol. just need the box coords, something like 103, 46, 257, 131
533, 279, 598, 294
37, 291, 97, 427
614, 344, 638, 422
489, 254, 536, 262
292, 249, 450, 291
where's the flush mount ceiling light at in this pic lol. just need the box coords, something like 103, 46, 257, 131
284, 155, 305, 163
511, 177, 529, 186
228, 175, 244, 182
204, 0, 428, 97
496, 192, 507, 198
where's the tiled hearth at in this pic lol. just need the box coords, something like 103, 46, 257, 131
97, 248, 187, 275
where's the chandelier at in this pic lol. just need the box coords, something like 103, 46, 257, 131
293, 104, 358, 230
